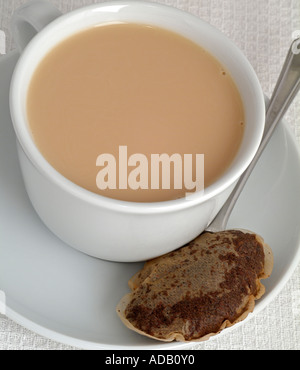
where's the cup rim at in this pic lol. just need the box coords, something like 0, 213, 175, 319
10, 0, 265, 214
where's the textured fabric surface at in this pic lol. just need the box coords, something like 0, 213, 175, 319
0, 0, 300, 350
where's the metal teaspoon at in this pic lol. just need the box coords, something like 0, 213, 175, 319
206, 37, 300, 232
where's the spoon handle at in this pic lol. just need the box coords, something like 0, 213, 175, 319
206, 37, 300, 232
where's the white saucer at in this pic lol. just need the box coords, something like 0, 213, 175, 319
1, 51, 300, 350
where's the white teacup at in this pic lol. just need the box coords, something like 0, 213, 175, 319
10, 1, 265, 262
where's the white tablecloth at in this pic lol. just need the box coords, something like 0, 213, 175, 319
0, 0, 300, 350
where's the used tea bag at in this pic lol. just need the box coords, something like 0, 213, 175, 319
117, 230, 273, 342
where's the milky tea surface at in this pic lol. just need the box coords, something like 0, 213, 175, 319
27, 23, 244, 202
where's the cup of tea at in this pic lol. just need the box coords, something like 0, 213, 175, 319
10, 1, 265, 262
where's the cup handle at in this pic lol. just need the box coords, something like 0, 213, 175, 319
12, 0, 62, 53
